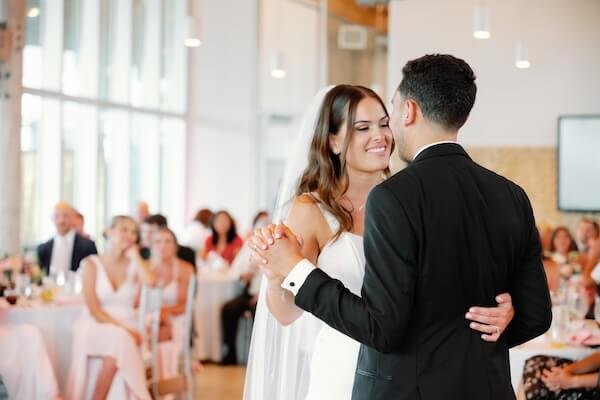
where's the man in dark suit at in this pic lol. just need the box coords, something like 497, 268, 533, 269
253, 55, 552, 399
38, 203, 97, 274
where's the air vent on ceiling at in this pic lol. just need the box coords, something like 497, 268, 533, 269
338, 24, 368, 50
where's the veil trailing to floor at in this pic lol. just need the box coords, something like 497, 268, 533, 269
242, 86, 334, 400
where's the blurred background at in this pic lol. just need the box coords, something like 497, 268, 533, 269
3, 0, 599, 252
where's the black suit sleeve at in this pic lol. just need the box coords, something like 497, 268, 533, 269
89, 240, 98, 256
503, 188, 552, 347
295, 184, 418, 353
37, 242, 50, 273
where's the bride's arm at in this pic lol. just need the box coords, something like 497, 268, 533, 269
261, 196, 323, 326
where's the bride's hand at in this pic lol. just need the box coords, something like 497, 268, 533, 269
248, 225, 281, 282
248, 224, 278, 253
466, 293, 514, 342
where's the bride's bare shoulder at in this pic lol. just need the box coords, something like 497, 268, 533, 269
286, 193, 328, 230
289, 193, 322, 217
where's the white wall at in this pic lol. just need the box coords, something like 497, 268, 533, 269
257, 0, 323, 210
259, 0, 322, 116
186, 0, 259, 232
388, 0, 600, 147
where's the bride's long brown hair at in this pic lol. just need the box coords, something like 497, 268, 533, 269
296, 85, 391, 240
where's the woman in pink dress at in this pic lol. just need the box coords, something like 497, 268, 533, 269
67, 215, 154, 400
150, 227, 194, 382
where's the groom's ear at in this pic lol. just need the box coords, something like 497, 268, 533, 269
404, 99, 418, 126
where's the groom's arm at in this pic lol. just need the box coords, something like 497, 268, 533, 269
502, 188, 552, 347
285, 184, 418, 353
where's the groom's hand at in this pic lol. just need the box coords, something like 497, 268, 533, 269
466, 293, 514, 342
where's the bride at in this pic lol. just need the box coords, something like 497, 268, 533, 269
243, 85, 515, 400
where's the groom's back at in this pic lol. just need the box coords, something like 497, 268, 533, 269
375, 143, 551, 399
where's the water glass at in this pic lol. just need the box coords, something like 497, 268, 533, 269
550, 305, 568, 343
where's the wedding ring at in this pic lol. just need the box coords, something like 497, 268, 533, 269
494, 326, 500, 336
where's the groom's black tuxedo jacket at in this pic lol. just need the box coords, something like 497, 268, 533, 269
295, 143, 552, 400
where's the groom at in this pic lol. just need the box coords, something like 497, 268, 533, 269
253, 54, 552, 399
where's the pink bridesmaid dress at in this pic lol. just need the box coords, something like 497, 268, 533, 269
157, 263, 186, 382
66, 256, 150, 400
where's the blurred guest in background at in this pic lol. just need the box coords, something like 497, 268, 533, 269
140, 214, 169, 255
136, 201, 150, 225
180, 208, 213, 253
244, 211, 270, 240
576, 219, 600, 253
68, 216, 153, 400
579, 219, 600, 285
73, 211, 91, 240
150, 227, 194, 382
201, 211, 243, 266
518, 352, 600, 400
140, 214, 196, 268
549, 227, 578, 265
220, 212, 268, 365
37, 202, 97, 275
543, 227, 578, 293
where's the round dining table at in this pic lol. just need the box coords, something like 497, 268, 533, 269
4, 299, 83, 394
193, 269, 245, 362
509, 333, 597, 391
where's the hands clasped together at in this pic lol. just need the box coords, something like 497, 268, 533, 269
248, 222, 515, 342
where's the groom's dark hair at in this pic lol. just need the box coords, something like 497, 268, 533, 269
398, 54, 476, 131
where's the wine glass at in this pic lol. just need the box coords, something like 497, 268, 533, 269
569, 290, 588, 321
550, 305, 568, 343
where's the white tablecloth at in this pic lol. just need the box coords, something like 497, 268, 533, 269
193, 270, 244, 362
5, 302, 83, 394
509, 335, 596, 391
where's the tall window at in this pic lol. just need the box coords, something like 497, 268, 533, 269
21, 0, 187, 248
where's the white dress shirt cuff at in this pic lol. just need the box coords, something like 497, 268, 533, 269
281, 259, 316, 295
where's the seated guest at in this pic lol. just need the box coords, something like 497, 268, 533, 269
201, 211, 243, 266
550, 227, 578, 264
140, 214, 196, 268
136, 201, 150, 225
220, 211, 267, 364
0, 322, 60, 399
179, 208, 213, 252
74, 211, 92, 240
577, 219, 600, 253
543, 227, 579, 293
244, 211, 270, 240
589, 241, 600, 284
519, 352, 600, 400
67, 216, 154, 400
150, 227, 194, 381
221, 245, 262, 365
37, 202, 97, 275
577, 219, 600, 284
140, 214, 169, 258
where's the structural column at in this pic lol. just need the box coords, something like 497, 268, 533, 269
0, 0, 25, 255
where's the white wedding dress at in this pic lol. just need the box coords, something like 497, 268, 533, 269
304, 201, 365, 400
